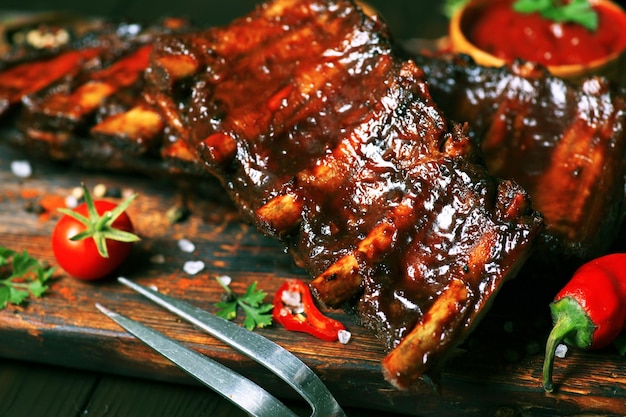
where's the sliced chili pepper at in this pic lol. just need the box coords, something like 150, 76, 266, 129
273, 278, 346, 342
543, 253, 626, 392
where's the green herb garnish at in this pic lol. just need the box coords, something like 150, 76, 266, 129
0, 247, 54, 309
513, 0, 599, 31
443, 0, 470, 18
442, 0, 599, 31
215, 278, 273, 331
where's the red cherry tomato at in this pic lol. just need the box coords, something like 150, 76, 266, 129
52, 193, 139, 280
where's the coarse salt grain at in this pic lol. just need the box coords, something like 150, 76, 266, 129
216, 275, 232, 287
71, 186, 84, 199
64, 195, 78, 208
122, 188, 135, 199
11, 160, 32, 178
338, 329, 351, 344
93, 183, 107, 198
178, 238, 195, 253
281, 289, 301, 306
150, 254, 166, 264
183, 260, 205, 275
555, 343, 568, 358
281, 290, 304, 314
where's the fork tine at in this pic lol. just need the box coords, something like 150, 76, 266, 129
96, 303, 299, 417
115, 277, 346, 417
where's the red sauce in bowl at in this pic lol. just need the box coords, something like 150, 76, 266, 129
463, 0, 626, 66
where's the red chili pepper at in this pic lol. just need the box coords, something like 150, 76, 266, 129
543, 253, 626, 392
273, 278, 346, 342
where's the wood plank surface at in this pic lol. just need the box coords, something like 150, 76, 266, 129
1, 1, 624, 416
2, 139, 626, 416
0, 358, 414, 417
0, 358, 258, 417
0, 359, 98, 417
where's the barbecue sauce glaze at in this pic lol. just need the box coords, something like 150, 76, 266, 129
148, 0, 543, 387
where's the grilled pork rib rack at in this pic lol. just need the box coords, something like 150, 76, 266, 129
1, 0, 622, 389
141, 0, 541, 389
412, 54, 626, 262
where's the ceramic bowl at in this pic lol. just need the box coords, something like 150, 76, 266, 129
448, 0, 626, 84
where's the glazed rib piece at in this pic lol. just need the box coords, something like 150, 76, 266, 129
0, 47, 103, 117
412, 54, 626, 261
0, 18, 205, 179
0, 19, 173, 118
148, 0, 542, 388
24, 44, 153, 132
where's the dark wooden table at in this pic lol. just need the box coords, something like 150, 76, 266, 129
2, 1, 626, 417
1, 358, 401, 417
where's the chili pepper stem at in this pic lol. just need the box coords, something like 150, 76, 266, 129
542, 296, 596, 393
543, 315, 576, 392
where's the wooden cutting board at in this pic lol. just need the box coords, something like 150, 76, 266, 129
1, 141, 625, 416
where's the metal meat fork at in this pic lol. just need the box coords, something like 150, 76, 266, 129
96, 277, 346, 417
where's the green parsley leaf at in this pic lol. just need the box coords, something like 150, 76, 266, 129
240, 297, 274, 331
0, 286, 9, 307
513, 0, 598, 31
0, 246, 16, 266
214, 298, 238, 321
514, 0, 552, 13
9, 286, 30, 305
0, 247, 54, 309
215, 278, 273, 331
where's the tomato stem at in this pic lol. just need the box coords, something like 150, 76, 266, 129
56, 183, 139, 258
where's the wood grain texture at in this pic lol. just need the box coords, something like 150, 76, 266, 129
0, 361, 97, 417
0, 359, 412, 417
84, 374, 242, 417
1, 141, 626, 416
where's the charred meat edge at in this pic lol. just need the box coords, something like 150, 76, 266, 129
147, 0, 542, 389
412, 54, 626, 263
